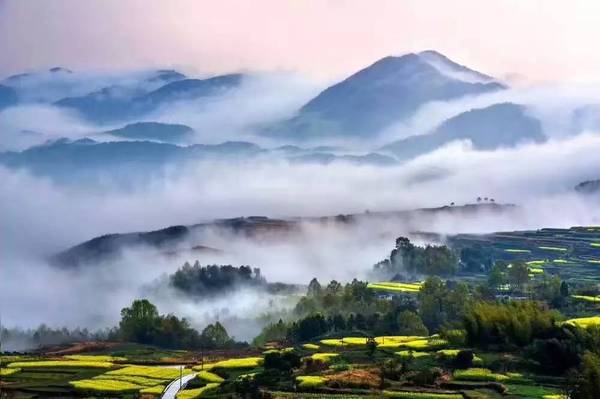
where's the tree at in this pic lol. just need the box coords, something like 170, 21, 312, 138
560, 281, 570, 297
397, 310, 429, 336
453, 350, 474, 369
572, 352, 600, 399
418, 277, 448, 330
366, 337, 377, 357
200, 321, 232, 349
307, 278, 323, 298
119, 299, 160, 344
488, 264, 505, 289
508, 261, 530, 290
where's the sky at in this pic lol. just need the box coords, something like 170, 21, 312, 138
2, 0, 600, 83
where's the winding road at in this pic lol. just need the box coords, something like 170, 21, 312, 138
161, 370, 197, 399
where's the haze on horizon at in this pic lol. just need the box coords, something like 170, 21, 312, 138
2, 0, 600, 84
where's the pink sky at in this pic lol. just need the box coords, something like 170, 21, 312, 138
1, 0, 600, 83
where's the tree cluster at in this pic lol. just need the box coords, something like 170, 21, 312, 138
118, 299, 240, 349
373, 237, 458, 279
463, 301, 561, 347
170, 263, 266, 297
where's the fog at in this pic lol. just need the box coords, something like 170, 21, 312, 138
3, 68, 600, 349
2, 129, 600, 343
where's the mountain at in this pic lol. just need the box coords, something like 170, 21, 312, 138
135, 74, 243, 106
54, 73, 243, 123
52, 203, 514, 267
288, 152, 395, 166
268, 51, 505, 140
0, 84, 18, 110
380, 103, 545, 160
575, 179, 600, 195
0, 138, 390, 185
105, 122, 194, 144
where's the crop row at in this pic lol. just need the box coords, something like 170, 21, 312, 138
7, 360, 114, 369
176, 382, 220, 399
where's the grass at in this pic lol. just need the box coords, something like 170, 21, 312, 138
529, 267, 544, 274
539, 246, 568, 252
7, 360, 114, 369
383, 391, 463, 399
176, 383, 220, 399
296, 375, 327, 388
94, 374, 170, 386
271, 392, 365, 399
197, 370, 225, 383
107, 365, 190, 379
367, 282, 422, 293
70, 378, 144, 392
453, 368, 508, 382
64, 355, 126, 362
400, 338, 448, 351
505, 384, 563, 398
526, 260, 546, 265
0, 367, 20, 376
302, 343, 320, 350
140, 385, 166, 395
395, 351, 431, 359
194, 357, 263, 371
320, 335, 428, 348
453, 368, 529, 383
571, 295, 600, 303
563, 315, 600, 328
310, 353, 339, 362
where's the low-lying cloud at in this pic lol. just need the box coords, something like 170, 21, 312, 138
2, 130, 600, 341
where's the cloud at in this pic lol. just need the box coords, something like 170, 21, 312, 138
146, 72, 322, 145
2, 131, 600, 339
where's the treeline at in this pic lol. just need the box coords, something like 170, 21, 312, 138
293, 278, 394, 316
170, 263, 266, 297
255, 276, 473, 344
1, 325, 112, 352
373, 236, 458, 279
118, 299, 244, 350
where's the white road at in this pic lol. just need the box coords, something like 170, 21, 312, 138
161, 371, 197, 399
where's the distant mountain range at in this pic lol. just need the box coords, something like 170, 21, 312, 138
267, 50, 505, 140
0, 136, 395, 186
104, 122, 195, 144
53, 74, 243, 123
1, 51, 556, 165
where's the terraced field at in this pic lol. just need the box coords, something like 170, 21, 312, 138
450, 226, 600, 283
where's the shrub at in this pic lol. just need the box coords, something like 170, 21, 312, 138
453, 350, 474, 369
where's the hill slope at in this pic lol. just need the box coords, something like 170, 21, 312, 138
381, 103, 544, 160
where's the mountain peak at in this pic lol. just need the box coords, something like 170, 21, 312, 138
417, 50, 496, 84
